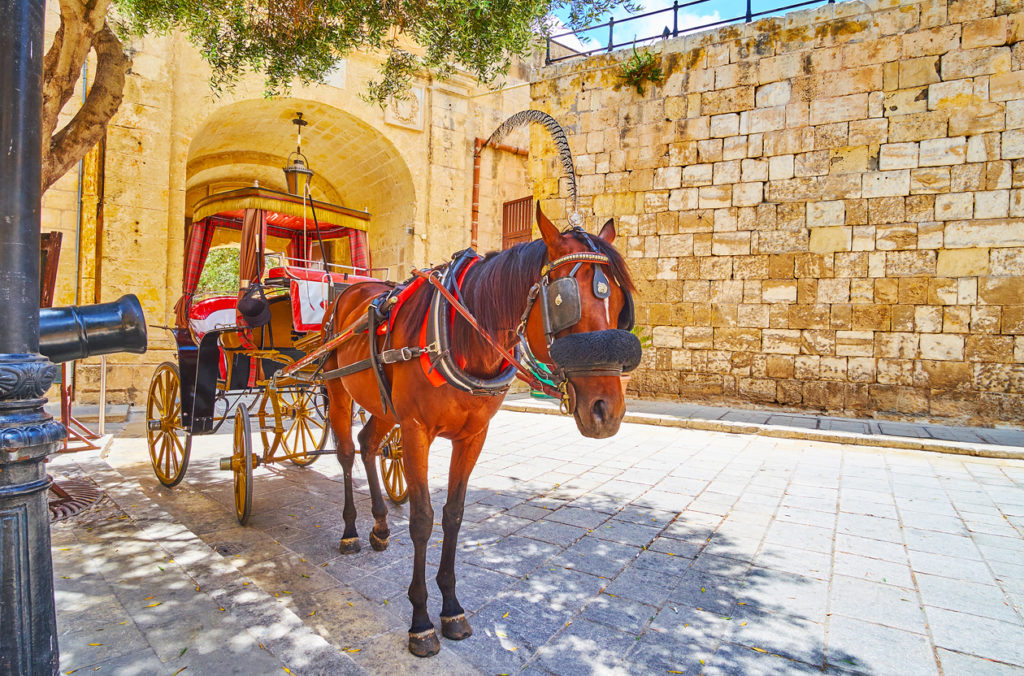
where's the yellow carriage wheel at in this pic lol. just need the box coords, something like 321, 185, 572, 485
378, 426, 407, 504
146, 362, 191, 487
232, 406, 254, 525
260, 386, 327, 466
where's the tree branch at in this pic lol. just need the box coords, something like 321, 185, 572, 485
42, 23, 129, 191
42, 0, 111, 143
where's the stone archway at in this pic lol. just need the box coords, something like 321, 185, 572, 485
184, 98, 417, 275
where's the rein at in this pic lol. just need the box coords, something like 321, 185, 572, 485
412, 269, 564, 400
413, 246, 616, 412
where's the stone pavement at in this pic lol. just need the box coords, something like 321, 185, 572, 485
505, 394, 1024, 458
50, 409, 1024, 675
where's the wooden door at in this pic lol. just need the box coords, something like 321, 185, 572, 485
501, 196, 533, 250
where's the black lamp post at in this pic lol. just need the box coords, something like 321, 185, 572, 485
0, 0, 66, 670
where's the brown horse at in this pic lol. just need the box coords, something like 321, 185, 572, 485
322, 205, 638, 657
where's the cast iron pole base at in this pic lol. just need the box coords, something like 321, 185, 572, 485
0, 354, 65, 674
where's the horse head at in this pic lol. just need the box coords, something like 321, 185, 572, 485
523, 204, 641, 439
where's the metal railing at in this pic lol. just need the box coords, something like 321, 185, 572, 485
546, 0, 834, 64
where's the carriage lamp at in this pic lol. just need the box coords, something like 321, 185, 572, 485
283, 112, 314, 196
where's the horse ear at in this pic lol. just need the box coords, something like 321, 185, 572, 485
597, 218, 616, 244
536, 202, 561, 247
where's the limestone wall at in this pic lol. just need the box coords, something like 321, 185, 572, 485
532, 0, 1024, 424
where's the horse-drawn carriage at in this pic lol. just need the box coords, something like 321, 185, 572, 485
148, 110, 642, 658
146, 187, 407, 524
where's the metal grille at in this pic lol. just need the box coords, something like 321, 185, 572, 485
49, 478, 104, 522
502, 196, 533, 250
547, 0, 832, 64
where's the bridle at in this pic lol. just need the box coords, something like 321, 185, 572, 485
515, 231, 637, 413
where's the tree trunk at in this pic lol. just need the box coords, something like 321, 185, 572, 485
41, 0, 129, 193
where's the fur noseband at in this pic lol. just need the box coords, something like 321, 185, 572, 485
549, 329, 642, 375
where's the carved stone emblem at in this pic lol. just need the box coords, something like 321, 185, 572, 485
384, 86, 425, 131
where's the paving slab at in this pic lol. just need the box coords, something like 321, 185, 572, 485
47, 408, 1024, 674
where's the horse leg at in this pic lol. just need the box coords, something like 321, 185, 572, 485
437, 427, 487, 641
357, 415, 391, 551
402, 423, 440, 657
326, 380, 360, 554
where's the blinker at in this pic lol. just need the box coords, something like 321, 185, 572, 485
542, 277, 581, 335
593, 267, 611, 299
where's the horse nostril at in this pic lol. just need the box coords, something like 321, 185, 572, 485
592, 399, 608, 424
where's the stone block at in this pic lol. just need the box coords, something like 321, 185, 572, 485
899, 57, 942, 88
900, 277, 930, 304
945, 219, 1024, 247
853, 305, 891, 330
920, 334, 965, 360
849, 119, 889, 146
889, 112, 949, 143
879, 143, 920, 170
918, 137, 968, 166
699, 185, 732, 208
967, 335, 1014, 361
1003, 305, 1024, 333
863, 171, 911, 197
762, 280, 797, 303
902, 25, 963, 58
973, 305, 1003, 333
768, 155, 795, 180
733, 182, 764, 206
810, 94, 869, 125
669, 188, 698, 211
944, 305, 971, 332
763, 329, 801, 354
979, 277, 1024, 304
818, 278, 852, 303
948, 104, 1006, 137
713, 160, 742, 185
807, 200, 846, 227
941, 47, 1012, 80
910, 167, 951, 194
876, 332, 919, 359
809, 226, 852, 252
989, 70, 1024, 102
714, 327, 761, 352
712, 232, 751, 256
928, 80, 979, 112
935, 193, 974, 220
710, 113, 740, 138
757, 81, 792, 108
788, 305, 831, 329
886, 250, 937, 276
974, 190, 1010, 218
962, 15, 1008, 48
919, 220, 944, 248
1003, 129, 1024, 159
990, 247, 1024, 275
829, 146, 871, 174
653, 167, 682, 190
876, 223, 918, 250
937, 247, 990, 275
929, 278, 959, 305
702, 87, 755, 115
652, 326, 684, 348
921, 307, 942, 331
837, 330, 875, 356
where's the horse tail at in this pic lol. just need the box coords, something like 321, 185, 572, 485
483, 110, 576, 209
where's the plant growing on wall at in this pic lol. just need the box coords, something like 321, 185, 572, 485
619, 45, 663, 95
42, 0, 638, 193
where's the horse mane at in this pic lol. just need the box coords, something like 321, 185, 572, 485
462, 228, 636, 344
393, 230, 634, 377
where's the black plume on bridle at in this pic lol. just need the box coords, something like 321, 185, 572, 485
482, 109, 577, 210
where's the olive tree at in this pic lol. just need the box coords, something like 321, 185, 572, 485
43, 0, 633, 192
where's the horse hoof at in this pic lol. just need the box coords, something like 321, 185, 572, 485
441, 613, 473, 641
369, 530, 389, 551
408, 628, 440, 657
338, 537, 361, 554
